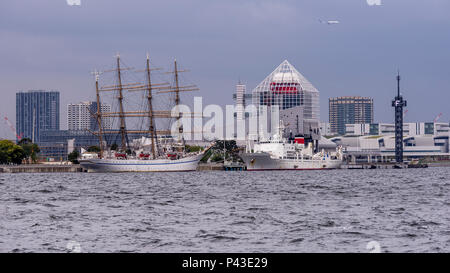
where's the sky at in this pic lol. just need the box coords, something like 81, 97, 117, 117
1, 0, 450, 138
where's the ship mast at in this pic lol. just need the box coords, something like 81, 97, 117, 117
94, 71, 104, 158
146, 54, 158, 158
156, 59, 199, 145
174, 59, 182, 139
93, 55, 199, 154
116, 54, 128, 151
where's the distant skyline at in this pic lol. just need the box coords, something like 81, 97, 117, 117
1, 0, 450, 139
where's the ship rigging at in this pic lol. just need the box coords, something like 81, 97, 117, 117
90, 53, 199, 160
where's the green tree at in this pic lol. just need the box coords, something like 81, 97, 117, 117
18, 138, 40, 163
0, 140, 26, 165
211, 140, 240, 161
68, 150, 80, 164
210, 153, 223, 162
10, 145, 26, 164
0, 148, 8, 164
110, 143, 118, 151
87, 146, 101, 153
212, 140, 238, 152
200, 149, 212, 163
185, 145, 203, 153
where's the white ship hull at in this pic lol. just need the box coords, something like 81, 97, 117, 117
79, 154, 203, 173
241, 152, 342, 171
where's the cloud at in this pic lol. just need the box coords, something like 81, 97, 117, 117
1, 0, 450, 135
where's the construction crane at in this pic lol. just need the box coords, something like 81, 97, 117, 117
434, 113, 443, 123
3, 116, 22, 141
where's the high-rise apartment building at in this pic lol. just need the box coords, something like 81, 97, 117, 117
329, 96, 374, 135
67, 101, 111, 131
235, 83, 246, 121
16, 90, 60, 142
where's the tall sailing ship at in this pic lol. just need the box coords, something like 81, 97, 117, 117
79, 54, 205, 172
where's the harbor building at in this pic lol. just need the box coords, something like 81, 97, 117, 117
329, 96, 373, 135
38, 130, 150, 161
16, 90, 60, 142
329, 122, 450, 163
67, 101, 112, 131
331, 134, 450, 163
345, 122, 450, 137
251, 60, 320, 145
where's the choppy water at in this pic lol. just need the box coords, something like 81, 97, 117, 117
1, 168, 450, 253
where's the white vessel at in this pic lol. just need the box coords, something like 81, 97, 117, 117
79, 54, 205, 173
241, 123, 343, 171
79, 153, 203, 173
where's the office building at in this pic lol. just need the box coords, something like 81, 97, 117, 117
38, 130, 149, 160
67, 101, 112, 131
345, 122, 450, 137
234, 83, 247, 121
329, 96, 373, 135
16, 90, 60, 142
331, 134, 449, 163
320, 122, 332, 136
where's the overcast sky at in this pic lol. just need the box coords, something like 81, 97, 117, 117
1, 0, 450, 138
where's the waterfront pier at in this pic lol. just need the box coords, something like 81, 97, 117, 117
0, 164, 83, 173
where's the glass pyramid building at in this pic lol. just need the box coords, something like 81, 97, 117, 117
252, 60, 320, 121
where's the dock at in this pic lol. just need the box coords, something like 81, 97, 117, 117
197, 163, 224, 171
224, 162, 246, 171
0, 164, 83, 173
197, 162, 246, 171
341, 162, 429, 169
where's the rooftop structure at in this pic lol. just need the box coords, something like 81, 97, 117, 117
251, 60, 321, 148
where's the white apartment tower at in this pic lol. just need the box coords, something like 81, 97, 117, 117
235, 83, 246, 121
67, 101, 111, 131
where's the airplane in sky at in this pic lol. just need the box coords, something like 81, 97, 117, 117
319, 19, 340, 25
366, 0, 382, 6
66, 0, 81, 6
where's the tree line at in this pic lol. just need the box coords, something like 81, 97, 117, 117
0, 138, 40, 165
